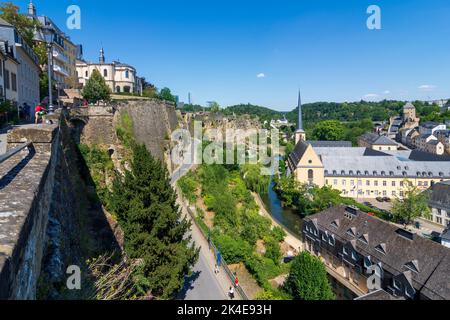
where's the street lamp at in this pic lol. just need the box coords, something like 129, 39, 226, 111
42, 26, 55, 114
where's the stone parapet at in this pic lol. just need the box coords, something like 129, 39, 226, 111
0, 124, 59, 299
7, 124, 58, 154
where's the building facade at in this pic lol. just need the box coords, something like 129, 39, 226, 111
0, 18, 40, 115
303, 205, 450, 300
28, 1, 78, 89
428, 180, 450, 228
358, 133, 398, 151
76, 48, 142, 95
288, 96, 450, 200
0, 42, 19, 103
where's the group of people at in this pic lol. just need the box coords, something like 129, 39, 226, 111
213, 264, 240, 300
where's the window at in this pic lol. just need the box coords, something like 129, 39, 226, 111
308, 170, 314, 181
343, 247, 348, 255
85, 71, 88, 77
383, 181, 387, 187
329, 235, 335, 246
366, 180, 370, 186
116, 86, 121, 93
436, 217, 443, 225
103, 69, 108, 77
342, 180, 346, 186
393, 279, 402, 291
374, 181, 379, 187
11, 73, 17, 92
5, 70, 10, 89
125, 70, 129, 78
333, 179, 338, 186
392, 181, 396, 187
383, 191, 387, 196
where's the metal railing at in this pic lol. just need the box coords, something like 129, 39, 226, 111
183, 198, 250, 300
0, 142, 32, 164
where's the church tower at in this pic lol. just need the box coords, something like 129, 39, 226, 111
295, 90, 306, 144
28, 0, 37, 16
99, 48, 105, 64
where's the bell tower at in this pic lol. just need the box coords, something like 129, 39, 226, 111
99, 48, 105, 64
295, 90, 306, 144
28, 0, 37, 16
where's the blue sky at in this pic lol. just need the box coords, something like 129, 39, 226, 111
16, 0, 450, 111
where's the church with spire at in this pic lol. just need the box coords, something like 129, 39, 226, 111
286, 91, 450, 200
76, 47, 143, 95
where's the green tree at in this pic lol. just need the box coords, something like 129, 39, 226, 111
0, 2, 39, 47
391, 183, 431, 225
208, 101, 221, 113
285, 252, 335, 300
81, 69, 111, 104
109, 143, 199, 299
159, 87, 177, 103
312, 120, 346, 141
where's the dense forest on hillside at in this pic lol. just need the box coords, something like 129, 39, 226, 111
180, 100, 445, 126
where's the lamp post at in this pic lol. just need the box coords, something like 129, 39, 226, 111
43, 26, 55, 114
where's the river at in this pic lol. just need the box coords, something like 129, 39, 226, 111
259, 179, 304, 237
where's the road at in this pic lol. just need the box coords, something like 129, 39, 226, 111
172, 138, 235, 301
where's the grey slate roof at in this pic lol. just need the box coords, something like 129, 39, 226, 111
356, 289, 405, 301
287, 141, 309, 174
308, 141, 352, 148
305, 205, 450, 300
429, 180, 450, 210
315, 147, 450, 179
421, 122, 444, 129
360, 133, 398, 146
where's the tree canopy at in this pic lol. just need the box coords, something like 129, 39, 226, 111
158, 87, 177, 104
0, 2, 39, 47
285, 252, 335, 300
311, 120, 346, 141
81, 69, 112, 104
391, 183, 432, 225
109, 143, 199, 299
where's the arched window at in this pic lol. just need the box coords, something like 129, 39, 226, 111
85, 71, 88, 77
104, 69, 108, 77
116, 86, 121, 93
308, 169, 314, 183
124, 86, 131, 93
125, 70, 129, 78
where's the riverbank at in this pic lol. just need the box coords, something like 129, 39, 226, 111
252, 192, 303, 253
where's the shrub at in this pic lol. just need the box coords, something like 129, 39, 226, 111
213, 234, 252, 264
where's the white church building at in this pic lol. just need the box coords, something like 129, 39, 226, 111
76, 48, 142, 95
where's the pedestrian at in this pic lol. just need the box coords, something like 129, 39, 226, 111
214, 264, 220, 275
228, 286, 235, 300
234, 276, 239, 288
35, 103, 47, 124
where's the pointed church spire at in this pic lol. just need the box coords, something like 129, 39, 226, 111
295, 89, 306, 144
298, 89, 303, 131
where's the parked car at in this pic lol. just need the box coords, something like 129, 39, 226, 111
363, 202, 374, 208
376, 197, 384, 202
382, 197, 391, 203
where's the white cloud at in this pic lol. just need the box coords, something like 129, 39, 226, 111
363, 93, 379, 100
418, 84, 436, 91
383, 90, 391, 94
256, 73, 266, 78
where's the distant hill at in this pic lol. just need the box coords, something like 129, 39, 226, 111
180, 100, 443, 127
222, 104, 284, 123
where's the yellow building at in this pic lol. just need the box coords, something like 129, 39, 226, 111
287, 94, 450, 200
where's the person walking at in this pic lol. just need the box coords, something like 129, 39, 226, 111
214, 264, 220, 275
228, 286, 235, 300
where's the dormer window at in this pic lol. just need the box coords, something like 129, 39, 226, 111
329, 235, 336, 246
389, 171, 394, 176
351, 251, 357, 261
331, 219, 339, 229
381, 171, 386, 176
359, 234, 369, 244
341, 170, 345, 175
405, 260, 420, 273
347, 228, 356, 237
375, 243, 387, 255
373, 171, 378, 176
364, 256, 372, 269
403, 171, 407, 176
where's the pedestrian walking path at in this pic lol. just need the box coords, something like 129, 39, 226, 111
177, 193, 240, 300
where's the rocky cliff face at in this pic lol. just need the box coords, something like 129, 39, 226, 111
70, 100, 178, 161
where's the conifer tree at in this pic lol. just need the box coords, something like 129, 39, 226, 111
110, 143, 199, 299
81, 69, 112, 104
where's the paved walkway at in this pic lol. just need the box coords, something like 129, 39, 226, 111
176, 194, 237, 300
0, 132, 6, 155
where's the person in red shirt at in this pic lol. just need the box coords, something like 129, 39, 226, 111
35, 104, 47, 124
